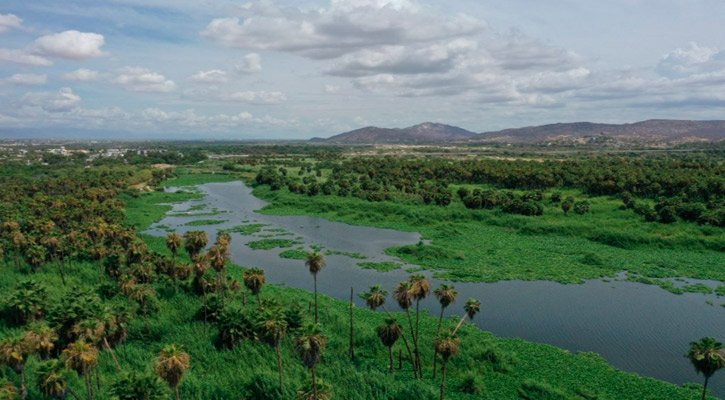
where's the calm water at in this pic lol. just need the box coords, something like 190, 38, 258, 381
147, 181, 725, 397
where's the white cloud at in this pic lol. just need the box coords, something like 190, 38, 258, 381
0, 49, 52, 66
657, 42, 724, 78
33, 30, 107, 60
20, 88, 81, 112
324, 84, 340, 93
201, 1, 483, 59
113, 67, 177, 92
223, 91, 287, 104
0, 13, 23, 33
0, 73, 47, 86
62, 68, 101, 82
235, 53, 262, 73
189, 69, 228, 83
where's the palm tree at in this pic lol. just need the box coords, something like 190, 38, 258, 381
165, 233, 183, 289
432, 284, 458, 379
24, 245, 47, 273
435, 330, 460, 400
453, 298, 481, 334
409, 274, 430, 375
154, 344, 190, 400
394, 281, 418, 377
304, 252, 326, 324
62, 341, 99, 400
207, 245, 229, 297
129, 284, 156, 331
24, 323, 58, 360
11, 231, 24, 270
257, 310, 289, 393
35, 359, 73, 399
294, 324, 328, 400
376, 317, 402, 374
214, 232, 231, 248
243, 268, 266, 309
183, 231, 208, 259
687, 337, 725, 400
0, 335, 30, 400
360, 285, 416, 374
0, 378, 18, 400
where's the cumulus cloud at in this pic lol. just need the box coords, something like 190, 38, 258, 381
113, 67, 176, 92
0, 13, 23, 33
201, 1, 483, 59
223, 90, 287, 104
20, 88, 81, 112
657, 42, 725, 78
235, 53, 262, 73
62, 68, 101, 82
0, 49, 52, 66
0, 73, 47, 86
189, 69, 228, 83
324, 84, 340, 93
33, 30, 107, 60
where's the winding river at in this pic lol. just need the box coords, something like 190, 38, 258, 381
146, 181, 725, 397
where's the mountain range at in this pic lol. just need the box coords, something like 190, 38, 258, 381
312, 120, 725, 144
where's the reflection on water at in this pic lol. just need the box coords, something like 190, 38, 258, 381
146, 181, 725, 396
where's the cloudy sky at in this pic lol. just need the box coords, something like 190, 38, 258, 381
1, 0, 725, 139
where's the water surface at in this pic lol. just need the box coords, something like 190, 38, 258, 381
147, 181, 725, 396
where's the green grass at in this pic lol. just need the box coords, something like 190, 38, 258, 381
279, 248, 310, 260
357, 261, 403, 272
183, 219, 227, 226
223, 224, 269, 236
122, 190, 203, 231
247, 239, 302, 250
252, 186, 725, 286
325, 250, 368, 259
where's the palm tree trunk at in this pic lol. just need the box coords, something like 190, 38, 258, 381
453, 314, 468, 335
276, 345, 284, 393
349, 287, 355, 361
20, 368, 27, 400
56, 259, 66, 285
388, 346, 394, 374
256, 293, 262, 310
86, 374, 93, 400
313, 274, 319, 324
174, 385, 180, 400
432, 306, 445, 379
382, 305, 416, 378
311, 365, 318, 400
405, 309, 419, 377
702, 376, 710, 400
103, 337, 122, 372
439, 360, 447, 400
415, 299, 422, 375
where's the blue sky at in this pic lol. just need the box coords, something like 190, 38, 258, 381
1, 0, 724, 139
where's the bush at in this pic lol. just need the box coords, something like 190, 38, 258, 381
244, 373, 286, 400
457, 372, 485, 395
573, 200, 591, 215
518, 379, 571, 400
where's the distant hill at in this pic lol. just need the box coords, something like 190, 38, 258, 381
313, 119, 725, 144
320, 122, 477, 143
475, 119, 725, 143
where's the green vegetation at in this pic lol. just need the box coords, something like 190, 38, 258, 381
224, 224, 268, 236
247, 239, 302, 250
358, 261, 403, 272
160, 173, 237, 187
326, 250, 368, 259
279, 248, 310, 260
183, 219, 226, 226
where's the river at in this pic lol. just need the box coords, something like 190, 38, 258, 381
146, 181, 725, 397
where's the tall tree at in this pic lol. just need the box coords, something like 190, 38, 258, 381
243, 268, 266, 310
376, 317, 402, 374
165, 233, 183, 290
435, 330, 460, 400
453, 299, 481, 334
62, 341, 99, 400
257, 310, 289, 393
294, 324, 327, 400
154, 344, 190, 400
35, 360, 73, 400
432, 284, 458, 379
687, 337, 725, 400
0, 335, 30, 400
183, 231, 208, 259
207, 245, 229, 297
304, 252, 326, 324
393, 281, 419, 377
409, 275, 430, 375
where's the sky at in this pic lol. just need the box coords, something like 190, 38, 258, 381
1, 0, 725, 140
